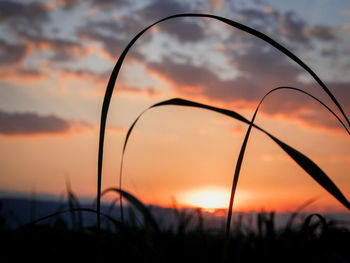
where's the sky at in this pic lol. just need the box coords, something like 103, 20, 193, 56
0, 0, 349, 213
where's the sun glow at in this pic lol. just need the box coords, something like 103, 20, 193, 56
179, 188, 230, 211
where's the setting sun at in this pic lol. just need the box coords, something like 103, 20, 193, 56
179, 188, 230, 211
177, 187, 254, 212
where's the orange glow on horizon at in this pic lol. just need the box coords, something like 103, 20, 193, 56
177, 187, 252, 212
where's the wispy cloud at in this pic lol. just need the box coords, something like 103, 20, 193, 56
0, 68, 48, 83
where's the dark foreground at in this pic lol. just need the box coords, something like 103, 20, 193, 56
1, 208, 350, 263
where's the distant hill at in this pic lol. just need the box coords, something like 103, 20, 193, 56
1, 197, 349, 231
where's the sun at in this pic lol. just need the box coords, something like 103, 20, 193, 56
180, 188, 230, 212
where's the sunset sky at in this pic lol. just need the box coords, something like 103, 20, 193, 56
0, 0, 349, 213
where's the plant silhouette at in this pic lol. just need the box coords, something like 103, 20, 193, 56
97, 13, 350, 234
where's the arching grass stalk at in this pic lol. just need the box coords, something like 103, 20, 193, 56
119, 89, 350, 220
97, 13, 350, 231
119, 88, 349, 261
225, 86, 350, 240
100, 188, 159, 232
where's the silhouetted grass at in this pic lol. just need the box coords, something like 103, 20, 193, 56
1, 195, 350, 263
97, 13, 350, 231
120, 89, 350, 261
2, 12, 349, 263
119, 92, 350, 230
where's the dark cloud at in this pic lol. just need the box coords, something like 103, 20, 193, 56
56, 0, 81, 10
77, 26, 127, 59
145, 49, 349, 132
89, 0, 128, 10
0, 67, 48, 82
157, 19, 206, 43
235, 7, 339, 48
321, 82, 350, 113
147, 55, 279, 102
308, 25, 337, 41
148, 49, 302, 103
78, 17, 142, 40
287, 82, 350, 133
0, 110, 72, 135
239, 8, 278, 24
0, 1, 51, 33
83, 0, 206, 45
231, 40, 303, 82
140, 0, 190, 18
76, 20, 143, 60
59, 68, 108, 84
76, 0, 206, 60
0, 39, 28, 66
20, 32, 87, 62
320, 47, 338, 58
278, 11, 309, 45
59, 67, 162, 97
139, 0, 206, 43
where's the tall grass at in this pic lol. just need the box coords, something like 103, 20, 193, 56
7, 12, 349, 262
97, 13, 350, 232
119, 90, 350, 261
118, 91, 350, 223
4, 196, 350, 263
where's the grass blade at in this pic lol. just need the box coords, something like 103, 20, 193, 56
19, 208, 122, 231
101, 188, 159, 232
98, 13, 350, 230
225, 86, 349, 238
119, 89, 350, 219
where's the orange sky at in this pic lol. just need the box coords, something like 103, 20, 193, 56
0, 0, 349, 213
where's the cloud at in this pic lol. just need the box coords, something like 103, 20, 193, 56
238, 8, 278, 24
307, 25, 337, 42
145, 51, 349, 133
139, 0, 191, 18
55, 0, 81, 10
0, 1, 51, 33
320, 47, 338, 58
229, 7, 309, 46
81, 0, 206, 45
59, 68, 108, 84
0, 38, 29, 66
89, 0, 128, 10
139, 0, 206, 43
233, 7, 341, 51
147, 35, 304, 102
59, 68, 163, 98
76, 22, 142, 60
0, 68, 48, 83
20, 32, 88, 62
343, 24, 350, 35
0, 110, 90, 136
116, 84, 163, 98
0, 110, 92, 136
277, 11, 309, 45
156, 19, 206, 43
230, 39, 303, 83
